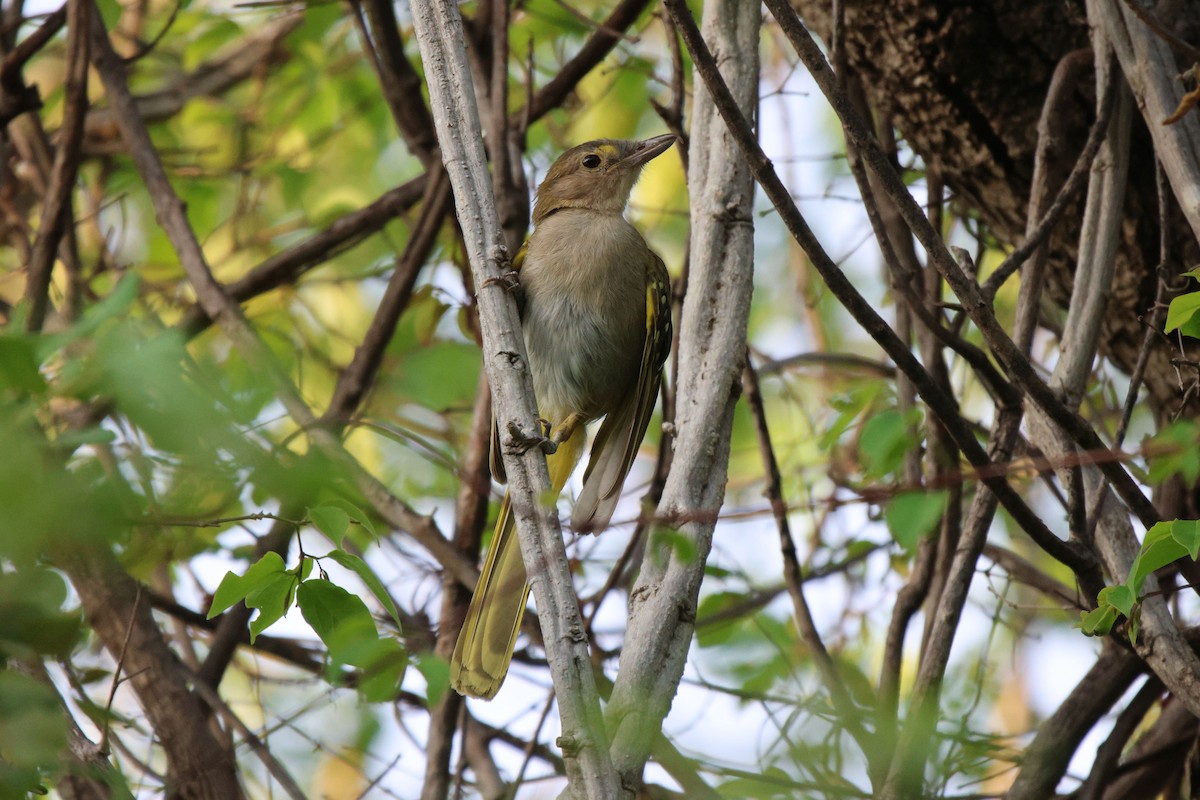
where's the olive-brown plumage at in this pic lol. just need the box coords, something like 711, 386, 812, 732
451, 134, 676, 699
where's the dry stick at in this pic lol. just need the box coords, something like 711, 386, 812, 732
92, 8, 472, 699
1116, 161, 1173, 449
55, 542, 245, 799
1091, 697, 1200, 798
83, 14, 303, 140
185, 0, 643, 340
24, 0, 88, 332
1010, 48, 1101, 354
981, 543, 1081, 608
408, 0, 618, 796
760, 0, 1160, 531
1099, 0, 1200, 243
741, 360, 873, 760
519, 0, 652, 123
1119, 0, 1200, 68
662, 9, 1105, 793
0, 6, 65, 123
487, 0, 530, 252
835, 84, 946, 769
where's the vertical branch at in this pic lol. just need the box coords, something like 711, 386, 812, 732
24, 0, 88, 332
608, 0, 758, 788
407, 0, 619, 796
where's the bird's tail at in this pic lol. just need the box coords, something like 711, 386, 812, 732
450, 426, 585, 699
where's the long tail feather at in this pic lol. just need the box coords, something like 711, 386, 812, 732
450, 426, 585, 698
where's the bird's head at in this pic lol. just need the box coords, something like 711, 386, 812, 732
532, 134, 676, 223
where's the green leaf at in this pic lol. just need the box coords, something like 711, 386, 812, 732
308, 505, 350, 541
1079, 604, 1118, 637
246, 572, 298, 642
1165, 291, 1200, 336
296, 580, 406, 702
884, 490, 948, 553
415, 655, 450, 707
859, 408, 915, 479
1145, 421, 1200, 483
322, 549, 403, 631
649, 527, 697, 568
1171, 519, 1200, 560
0, 671, 67, 774
321, 499, 378, 540
208, 552, 287, 618
0, 336, 45, 394
1128, 521, 1190, 594
1098, 584, 1135, 617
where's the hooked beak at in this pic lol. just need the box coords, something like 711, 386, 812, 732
622, 134, 677, 169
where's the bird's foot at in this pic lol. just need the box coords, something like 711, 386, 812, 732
483, 270, 521, 293
505, 418, 558, 456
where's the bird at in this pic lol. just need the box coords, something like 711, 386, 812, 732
450, 133, 677, 699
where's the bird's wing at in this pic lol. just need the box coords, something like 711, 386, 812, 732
489, 241, 529, 485
574, 249, 672, 532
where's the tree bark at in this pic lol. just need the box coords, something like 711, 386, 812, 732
792, 0, 1200, 412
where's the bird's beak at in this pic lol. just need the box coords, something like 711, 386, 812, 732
622, 134, 677, 169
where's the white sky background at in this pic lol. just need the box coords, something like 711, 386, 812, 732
28, 2, 1120, 797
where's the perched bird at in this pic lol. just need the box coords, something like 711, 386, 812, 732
451, 134, 677, 699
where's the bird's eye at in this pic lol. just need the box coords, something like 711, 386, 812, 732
582, 154, 602, 169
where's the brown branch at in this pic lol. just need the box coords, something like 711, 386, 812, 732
84, 13, 302, 142
189, 677, 307, 800
982, 50, 1117, 300
24, 0, 89, 332
326, 173, 451, 420
1007, 642, 1145, 799
1078, 676, 1165, 800
352, 0, 439, 167
982, 543, 1082, 609
666, 0, 1094, 578
54, 542, 245, 798
1097, 697, 1199, 799
1120, 0, 1200, 64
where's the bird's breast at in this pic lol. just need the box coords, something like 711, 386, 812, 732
519, 211, 649, 422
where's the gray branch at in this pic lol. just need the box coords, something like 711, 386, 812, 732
406, 0, 619, 797
1092, 0, 1200, 242
607, 0, 759, 790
